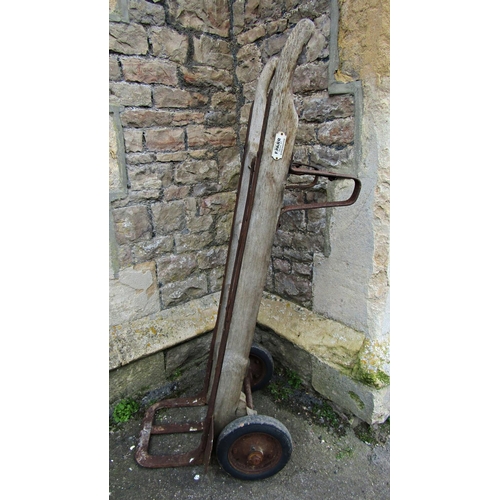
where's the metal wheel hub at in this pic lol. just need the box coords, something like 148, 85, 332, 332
228, 433, 282, 474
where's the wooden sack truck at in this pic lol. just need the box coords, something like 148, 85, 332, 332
135, 19, 362, 481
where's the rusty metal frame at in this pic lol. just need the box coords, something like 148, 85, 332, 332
135, 92, 274, 470
135, 96, 362, 472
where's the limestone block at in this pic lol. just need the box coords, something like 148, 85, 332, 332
149, 27, 188, 63
193, 35, 233, 70
109, 23, 148, 55
112, 205, 152, 244
154, 87, 208, 109
109, 292, 219, 369
199, 192, 236, 216
292, 61, 328, 93
144, 127, 185, 151
121, 57, 178, 85
109, 82, 151, 107
157, 253, 197, 284
174, 159, 218, 185
236, 44, 262, 83
301, 92, 354, 122
109, 261, 161, 327
187, 126, 237, 149
181, 66, 233, 89
151, 200, 186, 235
169, 0, 230, 37
109, 351, 165, 403
318, 117, 355, 146
123, 128, 143, 153
174, 231, 213, 254
311, 357, 389, 424
129, 0, 165, 25
133, 236, 175, 263
161, 274, 208, 308
257, 293, 365, 372
109, 56, 121, 81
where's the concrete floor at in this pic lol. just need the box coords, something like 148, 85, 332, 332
109, 386, 389, 499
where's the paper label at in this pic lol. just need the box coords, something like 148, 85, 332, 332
272, 132, 287, 160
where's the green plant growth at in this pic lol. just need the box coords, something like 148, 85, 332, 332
312, 401, 340, 428
335, 446, 354, 460
112, 398, 140, 424
268, 381, 293, 401
169, 368, 182, 381
267, 366, 303, 402
285, 368, 302, 389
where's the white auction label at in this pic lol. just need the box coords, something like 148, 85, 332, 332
272, 132, 287, 160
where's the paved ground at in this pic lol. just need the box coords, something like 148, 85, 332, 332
109, 378, 390, 500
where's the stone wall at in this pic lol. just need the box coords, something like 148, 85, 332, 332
109, 0, 390, 423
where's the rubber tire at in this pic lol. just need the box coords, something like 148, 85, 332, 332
249, 344, 274, 392
216, 415, 293, 480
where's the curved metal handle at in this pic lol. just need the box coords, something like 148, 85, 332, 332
281, 163, 361, 214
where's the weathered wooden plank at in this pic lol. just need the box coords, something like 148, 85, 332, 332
212, 19, 315, 433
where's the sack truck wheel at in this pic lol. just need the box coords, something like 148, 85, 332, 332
216, 414, 293, 480
248, 344, 274, 391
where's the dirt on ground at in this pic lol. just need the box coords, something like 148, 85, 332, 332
109, 363, 389, 499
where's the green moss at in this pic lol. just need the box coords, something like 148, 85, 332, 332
348, 391, 365, 409
351, 360, 390, 389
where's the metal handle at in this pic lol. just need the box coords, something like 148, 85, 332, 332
281, 163, 361, 214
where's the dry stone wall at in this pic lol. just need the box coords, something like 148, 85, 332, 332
109, 0, 356, 315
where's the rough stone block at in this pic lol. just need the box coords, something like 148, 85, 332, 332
109, 82, 151, 107
149, 26, 189, 63
236, 44, 262, 83
301, 92, 354, 122
109, 351, 165, 403
129, 0, 165, 25
311, 357, 390, 424
123, 128, 143, 153
199, 191, 236, 216
151, 200, 186, 235
109, 293, 219, 369
144, 127, 185, 151
112, 205, 152, 244
318, 118, 355, 146
187, 126, 237, 148
154, 87, 208, 109
174, 231, 213, 254
109, 261, 161, 326
109, 56, 121, 80
174, 159, 218, 185
157, 253, 197, 283
292, 61, 328, 93
193, 35, 233, 70
121, 57, 178, 85
161, 273, 208, 308
169, 0, 230, 37
181, 66, 233, 89
109, 22, 148, 55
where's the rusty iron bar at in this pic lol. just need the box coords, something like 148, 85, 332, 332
281, 163, 362, 214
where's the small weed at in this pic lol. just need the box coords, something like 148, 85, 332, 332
335, 446, 354, 460
112, 398, 140, 424
312, 401, 340, 428
169, 369, 182, 381
285, 368, 302, 389
269, 382, 293, 401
